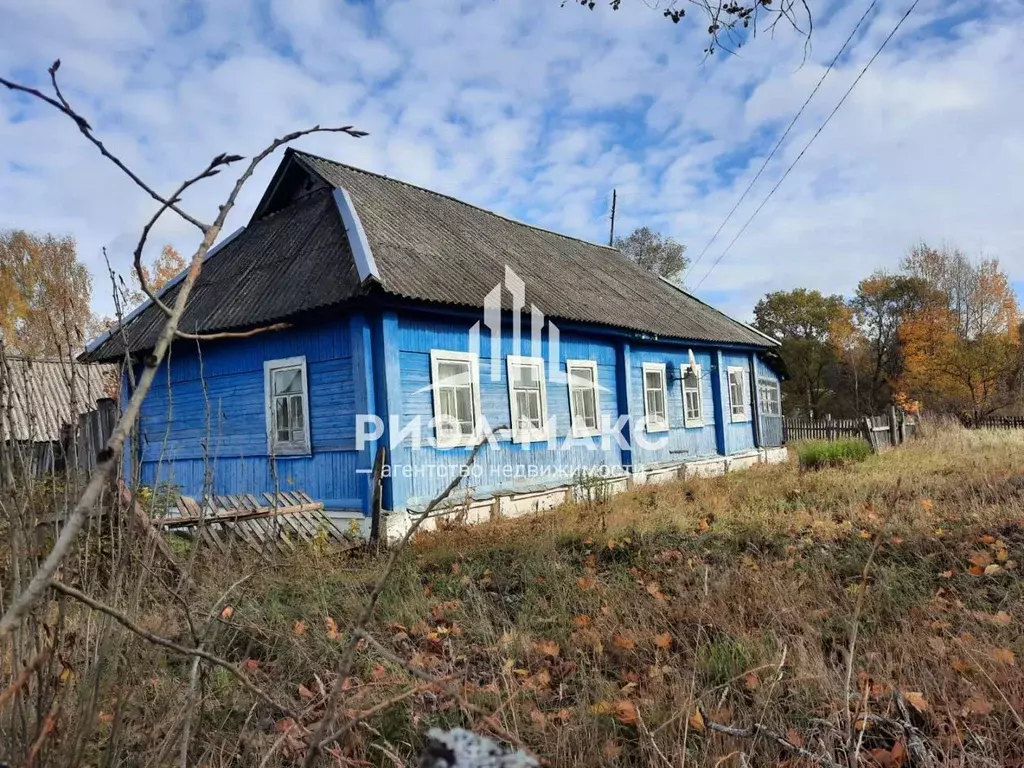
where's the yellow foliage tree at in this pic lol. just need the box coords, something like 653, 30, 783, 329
898, 245, 1021, 417
127, 244, 186, 309
0, 229, 100, 356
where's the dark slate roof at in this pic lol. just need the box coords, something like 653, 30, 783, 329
1, 356, 116, 441
84, 148, 773, 362
84, 188, 362, 362
293, 151, 774, 348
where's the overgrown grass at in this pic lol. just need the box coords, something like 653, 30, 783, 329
17, 424, 1024, 766
796, 437, 873, 469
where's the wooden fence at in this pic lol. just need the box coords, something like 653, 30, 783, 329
2, 397, 118, 483
963, 416, 1024, 430
783, 408, 917, 453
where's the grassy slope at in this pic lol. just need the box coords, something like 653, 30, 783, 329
102, 427, 1024, 765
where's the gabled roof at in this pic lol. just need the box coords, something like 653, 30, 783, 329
1, 355, 117, 441
84, 148, 774, 362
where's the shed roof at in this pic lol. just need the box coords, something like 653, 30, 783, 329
84, 148, 774, 362
1, 355, 117, 442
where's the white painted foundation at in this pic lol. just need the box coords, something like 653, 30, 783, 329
375, 446, 789, 541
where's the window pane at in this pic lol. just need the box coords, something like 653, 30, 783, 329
289, 395, 304, 430
580, 389, 597, 427
275, 397, 289, 433
274, 368, 302, 395
569, 367, 594, 388
644, 370, 662, 391
454, 385, 474, 425
513, 363, 540, 389
439, 388, 456, 419
683, 368, 698, 389
437, 360, 470, 384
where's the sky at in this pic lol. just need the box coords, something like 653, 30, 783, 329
1, 0, 1022, 322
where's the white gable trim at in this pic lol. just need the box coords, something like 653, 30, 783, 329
332, 187, 380, 284
83, 226, 246, 355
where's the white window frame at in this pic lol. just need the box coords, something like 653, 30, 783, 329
264, 356, 312, 456
727, 366, 750, 422
429, 350, 483, 448
506, 354, 549, 443
566, 359, 601, 438
758, 377, 781, 416
681, 363, 703, 428
642, 362, 669, 433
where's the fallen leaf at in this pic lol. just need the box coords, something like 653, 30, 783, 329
325, 617, 341, 640
920, 498, 934, 512
293, 620, 307, 636
652, 632, 672, 650
646, 581, 668, 603
903, 691, 929, 712
744, 672, 760, 690
996, 548, 1009, 562
571, 614, 592, 628
992, 610, 1013, 626
992, 648, 1016, 665
612, 633, 636, 651
243, 659, 260, 673
984, 563, 1003, 575
219, 605, 234, 620
97, 711, 114, 725
534, 639, 560, 658
859, 529, 873, 540
968, 564, 986, 577
939, 569, 955, 579
786, 728, 805, 748
688, 708, 705, 731
964, 696, 993, 716
697, 518, 710, 533
980, 534, 996, 544
298, 683, 315, 700
969, 551, 992, 568
612, 699, 638, 726
577, 577, 597, 591
370, 663, 386, 681
607, 538, 618, 550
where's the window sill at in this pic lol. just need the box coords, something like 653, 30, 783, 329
570, 427, 602, 439
510, 432, 551, 445
645, 424, 670, 434
683, 421, 704, 429
269, 450, 312, 459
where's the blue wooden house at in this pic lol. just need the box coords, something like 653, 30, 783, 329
84, 149, 786, 533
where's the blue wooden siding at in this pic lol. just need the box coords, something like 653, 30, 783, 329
390, 313, 624, 507
136, 319, 367, 510
720, 351, 756, 455
629, 345, 719, 469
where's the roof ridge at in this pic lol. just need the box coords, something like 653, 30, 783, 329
4, 354, 114, 366
290, 149, 621, 253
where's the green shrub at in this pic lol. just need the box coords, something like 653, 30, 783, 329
797, 439, 872, 470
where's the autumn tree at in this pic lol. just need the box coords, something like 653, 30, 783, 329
850, 272, 938, 412
752, 288, 852, 416
614, 227, 688, 284
896, 246, 1022, 418
126, 244, 187, 309
0, 229, 100, 357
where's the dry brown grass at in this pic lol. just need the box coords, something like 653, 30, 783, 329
5, 424, 1024, 766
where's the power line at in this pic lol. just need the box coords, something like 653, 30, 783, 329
693, 0, 922, 291
683, 0, 880, 285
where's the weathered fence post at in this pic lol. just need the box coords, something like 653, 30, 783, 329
888, 405, 898, 447
898, 412, 907, 444
369, 445, 385, 550
862, 416, 876, 453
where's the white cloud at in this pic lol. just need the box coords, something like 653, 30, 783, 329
0, 0, 1021, 327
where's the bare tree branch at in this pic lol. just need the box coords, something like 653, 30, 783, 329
1, 63, 207, 230
47, 580, 297, 719
0, 62, 366, 639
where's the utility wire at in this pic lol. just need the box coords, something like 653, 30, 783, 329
693, 0, 922, 291
682, 0, 880, 285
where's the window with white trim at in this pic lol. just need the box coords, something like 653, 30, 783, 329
430, 350, 481, 447
727, 366, 749, 422
507, 355, 548, 443
642, 363, 669, 432
264, 356, 311, 455
758, 377, 781, 416
567, 360, 600, 437
681, 363, 703, 427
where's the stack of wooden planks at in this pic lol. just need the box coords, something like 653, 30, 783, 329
156, 490, 358, 558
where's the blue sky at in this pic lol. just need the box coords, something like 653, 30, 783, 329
1, 0, 1022, 322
